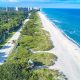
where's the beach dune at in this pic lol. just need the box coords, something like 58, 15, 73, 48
38, 12, 80, 80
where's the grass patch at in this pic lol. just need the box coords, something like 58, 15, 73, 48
31, 30, 53, 51
6, 46, 57, 66
20, 12, 53, 51
29, 53, 57, 66
6, 46, 31, 64
30, 68, 67, 80
19, 29, 53, 51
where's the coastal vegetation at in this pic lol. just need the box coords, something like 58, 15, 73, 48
0, 10, 67, 80
6, 46, 57, 66
0, 63, 66, 80
0, 10, 28, 48
21, 12, 53, 50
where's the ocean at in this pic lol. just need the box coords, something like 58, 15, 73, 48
42, 8, 80, 46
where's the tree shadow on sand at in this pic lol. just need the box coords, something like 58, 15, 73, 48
1, 46, 11, 49
0, 52, 7, 63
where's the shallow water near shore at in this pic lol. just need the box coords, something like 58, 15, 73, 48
42, 8, 80, 46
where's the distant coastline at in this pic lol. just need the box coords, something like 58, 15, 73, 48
41, 8, 80, 48
39, 11, 80, 80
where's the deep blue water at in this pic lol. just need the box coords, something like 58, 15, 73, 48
42, 8, 80, 45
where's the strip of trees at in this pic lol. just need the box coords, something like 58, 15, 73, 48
0, 11, 28, 43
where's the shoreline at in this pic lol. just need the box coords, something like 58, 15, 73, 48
38, 11, 80, 80
41, 11, 80, 48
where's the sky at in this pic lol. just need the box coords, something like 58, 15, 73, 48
1, 0, 80, 3
0, 0, 80, 8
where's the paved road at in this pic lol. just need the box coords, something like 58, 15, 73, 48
0, 19, 29, 65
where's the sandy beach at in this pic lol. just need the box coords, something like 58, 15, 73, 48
38, 12, 80, 80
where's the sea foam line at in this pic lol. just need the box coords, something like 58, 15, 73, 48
41, 11, 80, 48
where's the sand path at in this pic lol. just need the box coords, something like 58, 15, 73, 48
0, 19, 29, 65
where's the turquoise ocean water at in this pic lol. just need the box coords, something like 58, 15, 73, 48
42, 8, 80, 46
